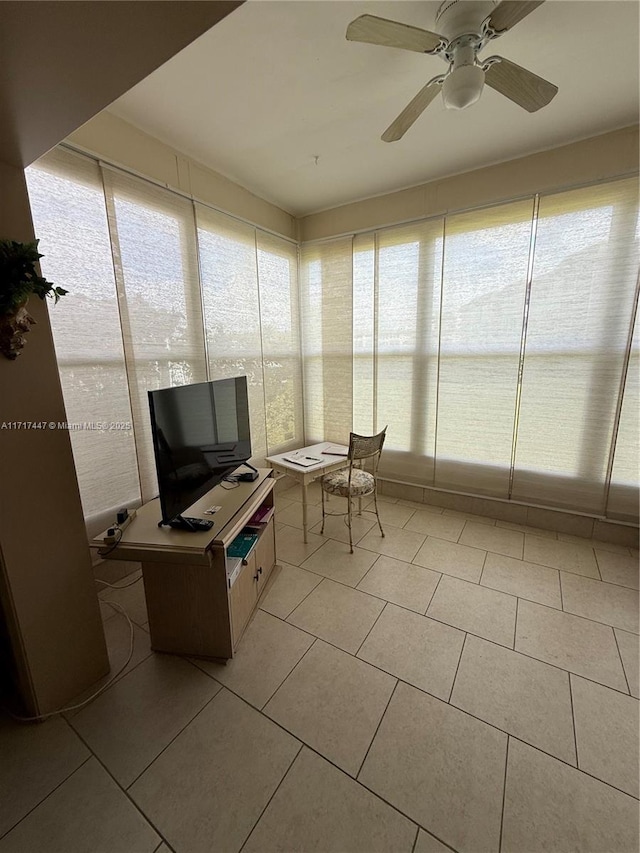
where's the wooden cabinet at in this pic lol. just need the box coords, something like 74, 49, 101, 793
93, 470, 277, 660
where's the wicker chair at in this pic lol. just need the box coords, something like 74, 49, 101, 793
320, 428, 387, 553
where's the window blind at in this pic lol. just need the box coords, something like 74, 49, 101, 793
25, 149, 140, 528
511, 178, 639, 515
300, 238, 354, 444
101, 167, 208, 503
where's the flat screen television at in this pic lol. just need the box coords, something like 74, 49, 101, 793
148, 376, 255, 532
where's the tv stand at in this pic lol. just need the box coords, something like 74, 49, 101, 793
93, 469, 276, 659
160, 515, 213, 532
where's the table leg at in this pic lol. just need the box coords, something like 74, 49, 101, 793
302, 482, 308, 544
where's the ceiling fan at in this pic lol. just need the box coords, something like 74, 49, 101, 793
346, 0, 558, 142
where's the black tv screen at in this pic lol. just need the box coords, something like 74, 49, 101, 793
148, 376, 251, 527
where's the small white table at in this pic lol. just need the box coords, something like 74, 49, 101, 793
266, 442, 350, 543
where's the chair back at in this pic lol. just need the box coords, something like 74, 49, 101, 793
348, 428, 387, 472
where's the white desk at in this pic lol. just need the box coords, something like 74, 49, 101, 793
266, 442, 349, 543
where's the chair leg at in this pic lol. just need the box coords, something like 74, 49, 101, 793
373, 490, 385, 538
358, 496, 362, 516
347, 495, 354, 554
320, 483, 326, 535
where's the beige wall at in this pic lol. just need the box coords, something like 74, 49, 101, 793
0, 1, 242, 168
69, 112, 297, 241
0, 159, 109, 715
298, 125, 639, 241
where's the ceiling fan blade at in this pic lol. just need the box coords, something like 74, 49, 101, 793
382, 77, 443, 143
485, 57, 558, 112
346, 15, 445, 54
487, 0, 545, 33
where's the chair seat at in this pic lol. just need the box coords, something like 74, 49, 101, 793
322, 467, 375, 497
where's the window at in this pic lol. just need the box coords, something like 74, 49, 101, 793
301, 177, 639, 520
27, 148, 303, 530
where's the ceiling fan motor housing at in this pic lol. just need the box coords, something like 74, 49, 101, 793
435, 0, 498, 41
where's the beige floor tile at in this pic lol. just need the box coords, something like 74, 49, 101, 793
404, 511, 465, 542
0, 758, 159, 853
98, 575, 148, 626
442, 508, 496, 525
358, 604, 465, 700
558, 533, 629, 554
65, 617, 152, 713
515, 600, 628, 691
259, 562, 323, 619
615, 629, 639, 698
287, 578, 385, 653
264, 640, 395, 776
451, 635, 576, 764
427, 575, 517, 648
275, 500, 323, 530
0, 715, 89, 837
69, 655, 220, 787
560, 573, 639, 634
309, 512, 376, 547
275, 523, 325, 566
523, 536, 599, 579
358, 524, 426, 562
130, 688, 299, 853
414, 829, 453, 853
356, 555, 440, 613
196, 610, 313, 708
595, 549, 639, 590
459, 522, 524, 559
273, 493, 295, 512
496, 520, 557, 539
369, 499, 417, 528
300, 537, 378, 587
472, 499, 528, 525
277, 480, 324, 505
359, 682, 507, 853
502, 738, 639, 853
413, 537, 486, 583
571, 675, 639, 798
243, 747, 416, 853
481, 553, 562, 609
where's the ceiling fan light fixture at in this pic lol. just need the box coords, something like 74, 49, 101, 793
442, 64, 486, 110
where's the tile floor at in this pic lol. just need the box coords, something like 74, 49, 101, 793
1, 485, 639, 853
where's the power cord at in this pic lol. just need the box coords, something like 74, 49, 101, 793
97, 526, 123, 557
2, 600, 135, 723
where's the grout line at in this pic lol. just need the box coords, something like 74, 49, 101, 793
478, 550, 489, 587
0, 753, 93, 842
410, 824, 420, 853
611, 629, 632, 695
117, 676, 223, 790
447, 631, 468, 703
259, 637, 319, 710
498, 737, 511, 853
567, 674, 580, 768
237, 742, 304, 853
424, 571, 444, 615
593, 550, 603, 581
56, 729, 176, 851
355, 678, 399, 780
559, 572, 565, 611
355, 601, 388, 657
512, 597, 519, 649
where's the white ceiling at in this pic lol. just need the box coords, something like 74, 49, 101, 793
109, 0, 639, 217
